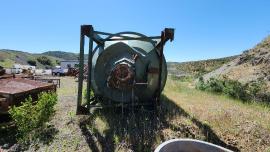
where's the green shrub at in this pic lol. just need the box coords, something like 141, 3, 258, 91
196, 77, 269, 103
196, 76, 206, 90
9, 92, 57, 143
247, 81, 269, 102
37, 56, 52, 66
83, 88, 95, 101
256, 93, 270, 103
205, 78, 224, 93
27, 59, 37, 66
171, 75, 193, 82
55, 59, 60, 65
223, 79, 249, 101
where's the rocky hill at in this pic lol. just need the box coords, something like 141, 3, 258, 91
204, 35, 270, 91
167, 56, 237, 77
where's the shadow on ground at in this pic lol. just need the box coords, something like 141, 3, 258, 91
79, 95, 240, 152
0, 116, 58, 151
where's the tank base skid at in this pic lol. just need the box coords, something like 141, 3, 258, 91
78, 101, 158, 115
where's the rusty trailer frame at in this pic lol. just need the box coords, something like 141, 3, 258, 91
0, 78, 56, 114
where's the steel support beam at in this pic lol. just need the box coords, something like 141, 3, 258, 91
155, 28, 174, 106
156, 31, 164, 106
76, 25, 92, 115
86, 26, 94, 111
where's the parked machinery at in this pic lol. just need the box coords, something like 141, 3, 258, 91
77, 25, 174, 114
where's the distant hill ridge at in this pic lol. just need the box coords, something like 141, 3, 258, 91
42, 51, 79, 60
0, 49, 89, 68
1, 49, 238, 74
0, 49, 63, 68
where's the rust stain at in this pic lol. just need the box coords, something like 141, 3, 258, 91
0, 78, 55, 94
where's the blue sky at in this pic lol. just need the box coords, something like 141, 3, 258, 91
0, 0, 270, 62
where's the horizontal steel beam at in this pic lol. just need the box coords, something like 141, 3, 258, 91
103, 36, 161, 41
94, 31, 161, 41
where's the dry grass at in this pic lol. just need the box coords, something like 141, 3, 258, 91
164, 77, 270, 151
1, 76, 270, 152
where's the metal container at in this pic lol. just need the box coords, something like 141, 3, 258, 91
91, 32, 167, 103
76, 25, 174, 113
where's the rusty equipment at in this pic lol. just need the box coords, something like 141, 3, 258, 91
34, 77, 61, 88
66, 65, 88, 79
0, 66, 5, 76
77, 25, 174, 114
0, 78, 56, 114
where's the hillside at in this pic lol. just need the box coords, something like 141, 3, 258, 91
2, 49, 236, 74
204, 35, 270, 92
0, 49, 63, 68
167, 56, 237, 77
42, 51, 90, 61
42, 51, 79, 60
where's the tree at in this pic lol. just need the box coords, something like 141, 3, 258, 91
27, 59, 37, 66
37, 56, 52, 66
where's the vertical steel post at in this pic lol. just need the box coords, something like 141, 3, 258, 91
86, 26, 94, 110
157, 31, 165, 106
76, 25, 86, 115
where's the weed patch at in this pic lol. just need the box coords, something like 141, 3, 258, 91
8, 92, 58, 145
196, 77, 270, 103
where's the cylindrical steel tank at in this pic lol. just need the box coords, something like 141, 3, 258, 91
91, 32, 167, 104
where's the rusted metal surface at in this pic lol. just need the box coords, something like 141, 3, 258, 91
77, 65, 88, 79
0, 74, 34, 80
0, 74, 13, 79
34, 77, 61, 88
107, 64, 134, 90
0, 78, 56, 114
0, 66, 5, 76
0, 78, 54, 94
148, 67, 160, 74
66, 67, 78, 76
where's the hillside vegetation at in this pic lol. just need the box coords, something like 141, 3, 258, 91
0, 50, 90, 68
42, 51, 79, 60
0, 49, 61, 68
167, 56, 237, 77
204, 35, 270, 92
42, 51, 90, 61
